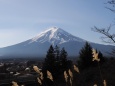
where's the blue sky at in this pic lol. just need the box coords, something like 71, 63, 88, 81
0, 0, 115, 47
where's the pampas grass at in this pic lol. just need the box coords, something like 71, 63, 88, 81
73, 65, 80, 73
68, 69, 73, 86
33, 66, 41, 74
64, 71, 68, 82
92, 48, 107, 86
33, 65, 44, 85
47, 70, 53, 81
12, 81, 19, 86
21, 85, 24, 86
70, 78, 72, 86
40, 72, 44, 80
92, 48, 100, 62
68, 69, 73, 80
63, 66, 80, 86
93, 80, 107, 86
37, 77, 42, 85
103, 80, 107, 86
93, 84, 97, 86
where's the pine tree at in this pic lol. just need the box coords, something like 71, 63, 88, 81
42, 45, 56, 77
42, 45, 71, 80
60, 47, 68, 71
54, 45, 61, 77
78, 42, 93, 70
54, 45, 60, 61
45, 45, 55, 67
60, 47, 67, 63
98, 51, 105, 64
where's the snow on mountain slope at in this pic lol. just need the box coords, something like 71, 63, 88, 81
29, 27, 85, 45
0, 27, 114, 58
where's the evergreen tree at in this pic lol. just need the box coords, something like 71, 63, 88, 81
60, 47, 68, 71
42, 45, 71, 80
54, 45, 60, 61
98, 51, 105, 64
78, 42, 93, 70
45, 45, 55, 67
60, 47, 67, 62
42, 45, 56, 77
54, 45, 61, 77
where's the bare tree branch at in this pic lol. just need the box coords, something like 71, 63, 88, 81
105, 0, 115, 12
92, 0, 115, 56
108, 0, 115, 5
91, 25, 115, 44
92, 26, 115, 56
105, 7, 115, 13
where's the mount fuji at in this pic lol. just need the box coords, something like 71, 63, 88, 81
0, 27, 114, 58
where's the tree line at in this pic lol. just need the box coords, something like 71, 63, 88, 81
42, 42, 106, 82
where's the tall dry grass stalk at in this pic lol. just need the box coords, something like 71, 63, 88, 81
12, 81, 19, 86
33, 66, 41, 74
93, 84, 97, 86
21, 85, 24, 86
33, 65, 44, 80
103, 80, 107, 86
68, 69, 73, 86
47, 70, 53, 81
70, 78, 72, 86
40, 72, 44, 80
37, 77, 42, 85
92, 48, 100, 62
68, 69, 73, 80
73, 65, 80, 73
64, 71, 68, 82
92, 48, 106, 86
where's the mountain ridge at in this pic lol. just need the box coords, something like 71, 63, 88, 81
0, 27, 114, 58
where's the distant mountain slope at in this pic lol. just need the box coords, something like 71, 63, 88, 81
0, 27, 114, 58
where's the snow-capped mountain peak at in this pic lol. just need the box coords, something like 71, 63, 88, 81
0, 27, 114, 58
30, 27, 85, 45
